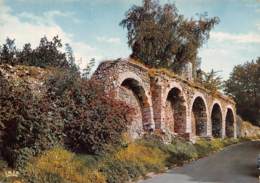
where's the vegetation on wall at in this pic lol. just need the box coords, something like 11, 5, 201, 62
198, 69, 223, 92
120, 0, 219, 74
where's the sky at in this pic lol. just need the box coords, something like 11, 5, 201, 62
0, 0, 260, 79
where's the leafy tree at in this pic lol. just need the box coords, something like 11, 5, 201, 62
120, 0, 219, 74
0, 36, 79, 72
0, 38, 17, 65
224, 58, 260, 126
200, 69, 223, 92
18, 43, 33, 65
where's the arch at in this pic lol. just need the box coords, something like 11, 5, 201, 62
211, 102, 223, 138
118, 72, 144, 89
118, 76, 153, 138
225, 107, 235, 138
191, 95, 208, 137
164, 87, 187, 135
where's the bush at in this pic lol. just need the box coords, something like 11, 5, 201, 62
0, 74, 64, 169
1, 66, 133, 168
194, 138, 212, 157
166, 138, 198, 165
98, 139, 167, 183
115, 143, 166, 173
99, 159, 130, 183
210, 139, 225, 151
222, 138, 239, 146
62, 79, 134, 154
24, 147, 105, 183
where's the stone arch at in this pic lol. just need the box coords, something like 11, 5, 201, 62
117, 72, 153, 138
225, 107, 235, 138
191, 94, 208, 137
164, 85, 188, 135
211, 102, 223, 138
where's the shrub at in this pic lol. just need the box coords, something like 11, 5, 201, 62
62, 79, 134, 154
0, 74, 64, 169
222, 138, 239, 146
210, 139, 225, 151
99, 159, 130, 183
194, 138, 212, 157
24, 147, 105, 183
166, 138, 198, 165
115, 143, 166, 173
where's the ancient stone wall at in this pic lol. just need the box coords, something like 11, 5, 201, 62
93, 59, 237, 141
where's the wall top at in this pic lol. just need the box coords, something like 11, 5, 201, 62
94, 58, 236, 105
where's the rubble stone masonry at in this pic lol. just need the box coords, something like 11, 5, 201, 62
93, 59, 237, 141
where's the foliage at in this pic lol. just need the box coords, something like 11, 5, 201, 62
13, 136, 241, 183
0, 64, 133, 169
199, 69, 223, 91
224, 58, 260, 126
0, 36, 79, 72
24, 147, 106, 183
120, 0, 219, 74
0, 74, 64, 169
115, 143, 166, 172
61, 79, 134, 154
166, 138, 198, 165
99, 159, 130, 183
194, 138, 238, 158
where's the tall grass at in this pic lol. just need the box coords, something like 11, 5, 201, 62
2, 137, 242, 183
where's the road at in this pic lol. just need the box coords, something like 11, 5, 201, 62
139, 141, 260, 183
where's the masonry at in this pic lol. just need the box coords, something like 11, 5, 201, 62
93, 59, 237, 141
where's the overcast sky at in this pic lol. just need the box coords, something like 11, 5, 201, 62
0, 0, 260, 79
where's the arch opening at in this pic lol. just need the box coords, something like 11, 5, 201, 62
192, 97, 207, 136
211, 104, 222, 138
165, 88, 187, 134
119, 78, 151, 138
225, 108, 234, 138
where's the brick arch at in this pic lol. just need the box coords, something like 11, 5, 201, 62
190, 93, 209, 137
163, 83, 188, 135
225, 106, 235, 138
210, 101, 223, 138
117, 72, 154, 138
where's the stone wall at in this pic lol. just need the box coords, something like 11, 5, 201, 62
93, 59, 237, 141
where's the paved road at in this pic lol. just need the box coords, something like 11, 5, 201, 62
139, 141, 260, 183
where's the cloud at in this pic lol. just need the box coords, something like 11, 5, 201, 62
0, 0, 100, 69
97, 36, 121, 44
257, 23, 260, 30
199, 37, 260, 79
211, 31, 260, 43
19, 11, 81, 25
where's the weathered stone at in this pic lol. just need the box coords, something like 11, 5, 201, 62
93, 59, 237, 141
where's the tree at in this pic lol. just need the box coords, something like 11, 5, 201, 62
120, 0, 219, 74
32, 36, 67, 68
201, 69, 223, 92
0, 36, 79, 72
224, 58, 260, 126
0, 38, 17, 65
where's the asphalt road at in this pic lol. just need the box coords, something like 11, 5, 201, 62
139, 141, 260, 183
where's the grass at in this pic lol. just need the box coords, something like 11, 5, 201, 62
0, 137, 248, 183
